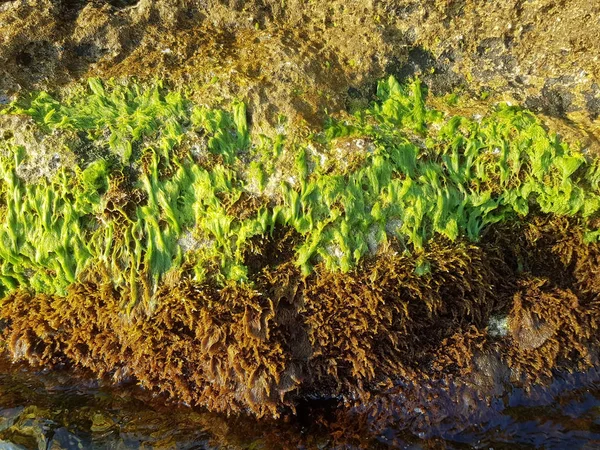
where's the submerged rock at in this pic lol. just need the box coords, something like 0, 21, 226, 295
0, 408, 23, 434
0, 441, 28, 450
48, 428, 85, 450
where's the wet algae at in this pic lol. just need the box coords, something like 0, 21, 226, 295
1, 76, 600, 418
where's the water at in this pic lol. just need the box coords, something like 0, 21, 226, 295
1, 356, 600, 449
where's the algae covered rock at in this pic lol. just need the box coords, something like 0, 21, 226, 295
1, 0, 599, 141
0, 73, 600, 417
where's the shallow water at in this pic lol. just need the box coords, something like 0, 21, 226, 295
1, 357, 600, 449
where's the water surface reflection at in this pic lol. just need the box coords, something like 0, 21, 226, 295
1, 357, 600, 449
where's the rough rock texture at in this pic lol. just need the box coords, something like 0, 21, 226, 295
1, 0, 599, 141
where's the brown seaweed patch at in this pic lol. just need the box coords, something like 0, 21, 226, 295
483, 215, 600, 297
481, 216, 600, 382
302, 240, 503, 396
0, 281, 126, 374
243, 226, 301, 277
0, 237, 505, 416
2, 221, 600, 418
0, 275, 306, 417
534, 216, 600, 297
130, 278, 307, 416
504, 277, 599, 383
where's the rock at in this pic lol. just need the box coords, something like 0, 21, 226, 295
0, 407, 24, 433
0, 0, 596, 140
511, 308, 556, 351
0, 115, 79, 182
48, 428, 85, 450
0, 441, 28, 450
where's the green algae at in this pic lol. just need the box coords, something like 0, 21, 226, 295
1, 76, 600, 307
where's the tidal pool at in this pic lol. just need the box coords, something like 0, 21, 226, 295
1, 356, 600, 449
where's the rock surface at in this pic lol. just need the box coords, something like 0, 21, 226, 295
1, 0, 599, 140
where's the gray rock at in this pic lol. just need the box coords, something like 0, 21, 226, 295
0, 407, 24, 433
48, 428, 85, 450
0, 440, 29, 450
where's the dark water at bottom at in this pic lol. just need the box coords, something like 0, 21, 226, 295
1, 357, 600, 449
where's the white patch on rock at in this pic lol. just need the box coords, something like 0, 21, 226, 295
177, 230, 205, 252
0, 116, 79, 182
487, 315, 510, 338
14, 131, 78, 182
385, 218, 403, 234
366, 224, 380, 255
305, 143, 327, 168
326, 244, 344, 260
330, 137, 375, 172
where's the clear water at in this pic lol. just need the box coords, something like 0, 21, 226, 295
1, 356, 600, 449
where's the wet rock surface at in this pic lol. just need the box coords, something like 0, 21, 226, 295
1, 0, 599, 140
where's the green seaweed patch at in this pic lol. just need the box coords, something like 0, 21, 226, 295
1, 76, 600, 308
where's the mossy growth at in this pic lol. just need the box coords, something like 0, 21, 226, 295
0, 76, 600, 311
2, 77, 600, 418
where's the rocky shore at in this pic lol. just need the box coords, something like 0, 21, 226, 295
1, 0, 600, 425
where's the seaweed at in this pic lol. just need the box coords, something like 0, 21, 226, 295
2, 76, 600, 417
504, 276, 598, 382
0, 263, 305, 417
3, 75, 600, 301
1, 218, 600, 417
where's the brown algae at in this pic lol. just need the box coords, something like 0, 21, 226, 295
0, 77, 600, 416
